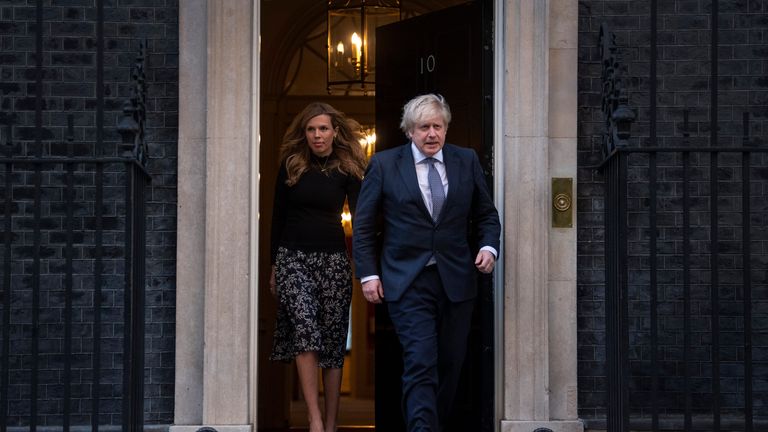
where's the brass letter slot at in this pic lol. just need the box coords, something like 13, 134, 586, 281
552, 177, 573, 228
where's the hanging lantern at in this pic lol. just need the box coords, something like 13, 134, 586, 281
327, 0, 401, 94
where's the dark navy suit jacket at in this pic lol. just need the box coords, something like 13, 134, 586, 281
353, 143, 501, 302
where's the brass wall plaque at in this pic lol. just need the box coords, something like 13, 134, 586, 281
552, 177, 573, 228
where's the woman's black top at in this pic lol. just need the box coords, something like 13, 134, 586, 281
270, 154, 361, 263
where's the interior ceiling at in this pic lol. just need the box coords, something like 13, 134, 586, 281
261, 0, 469, 96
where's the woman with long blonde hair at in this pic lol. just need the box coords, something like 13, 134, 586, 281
269, 102, 367, 432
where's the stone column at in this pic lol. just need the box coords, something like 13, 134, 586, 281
172, 1, 255, 431
173, 0, 207, 426
201, 0, 254, 426
547, 0, 580, 424
500, 1, 582, 431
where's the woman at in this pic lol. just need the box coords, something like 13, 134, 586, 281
269, 102, 367, 432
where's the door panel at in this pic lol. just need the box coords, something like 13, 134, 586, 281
375, 3, 483, 156
374, 3, 493, 431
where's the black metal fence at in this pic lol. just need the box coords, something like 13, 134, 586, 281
603, 143, 768, 432
600, 14, 768, 432
0, 8, 150, 429
0, 151, 149, 432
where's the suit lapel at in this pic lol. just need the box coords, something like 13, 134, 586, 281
397, 144, 433, 221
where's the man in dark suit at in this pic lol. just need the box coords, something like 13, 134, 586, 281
353, 94, 501, 431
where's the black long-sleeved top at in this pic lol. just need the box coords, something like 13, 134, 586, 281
270, 155, 361, 264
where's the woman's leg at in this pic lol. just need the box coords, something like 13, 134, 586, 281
296, 351, 324, 432
322, 367, 343, 432
313, 250, 352, 432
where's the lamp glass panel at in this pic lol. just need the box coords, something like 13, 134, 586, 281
362, 6, 400, 84
328, 8, 363, 84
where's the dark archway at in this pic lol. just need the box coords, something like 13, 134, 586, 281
257, 2, 471, 430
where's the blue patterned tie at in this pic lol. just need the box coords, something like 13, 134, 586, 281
425, 157, 445, 221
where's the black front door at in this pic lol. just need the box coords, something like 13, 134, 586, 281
374, 2, 494, 431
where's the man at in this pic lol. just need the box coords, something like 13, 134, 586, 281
353, 94, 501, 431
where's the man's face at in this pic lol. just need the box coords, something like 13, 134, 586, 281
409, 115, 446, 157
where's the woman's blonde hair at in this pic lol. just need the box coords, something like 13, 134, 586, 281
279, 102, 367, 186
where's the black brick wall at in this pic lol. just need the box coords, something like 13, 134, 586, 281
0, 0, 177, 426
579, 0, 768, 425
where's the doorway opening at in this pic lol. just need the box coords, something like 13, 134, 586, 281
256, 1, 487, 430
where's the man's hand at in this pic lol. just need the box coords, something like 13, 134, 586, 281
362, 279, 384, 304
475, 250, 496, 274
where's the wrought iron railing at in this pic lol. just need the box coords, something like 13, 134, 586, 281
0, 36, 150, 432
599, 21, 767, 432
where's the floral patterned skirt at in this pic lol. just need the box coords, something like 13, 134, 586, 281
270, 247, 352, 368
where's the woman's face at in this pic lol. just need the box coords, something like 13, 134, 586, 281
305, 114, 336, 157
